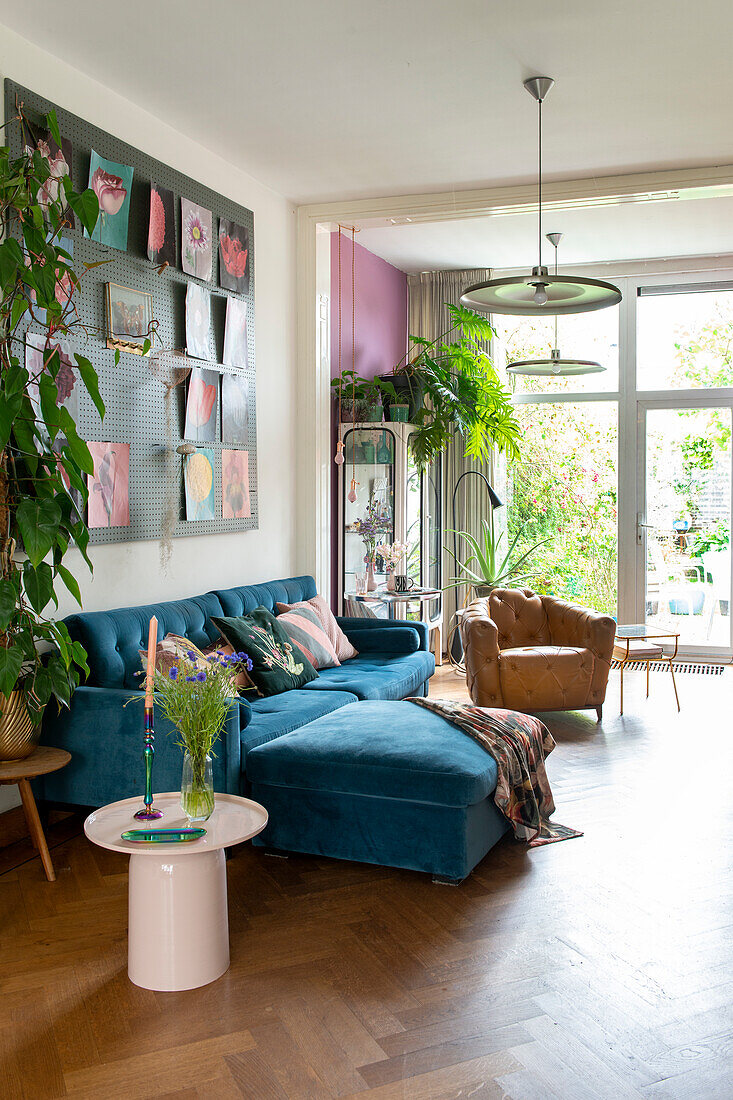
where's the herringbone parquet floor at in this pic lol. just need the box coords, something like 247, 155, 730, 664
1, 665, 732, 1099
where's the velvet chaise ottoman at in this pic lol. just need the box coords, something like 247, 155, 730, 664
246, 699, 510, 882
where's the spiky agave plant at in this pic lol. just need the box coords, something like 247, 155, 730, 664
444, 508, 550, 594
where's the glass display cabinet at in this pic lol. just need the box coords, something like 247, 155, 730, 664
338, 422, 442, 646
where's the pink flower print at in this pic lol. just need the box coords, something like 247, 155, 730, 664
91, 167, 127, 217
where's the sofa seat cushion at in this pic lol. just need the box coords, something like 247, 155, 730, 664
242, 689, 358, 753
301, 651, 435, 701
500, 645, 593, 707
247, 700, 498, 808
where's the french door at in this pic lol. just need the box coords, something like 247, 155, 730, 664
636, 397, 733, 657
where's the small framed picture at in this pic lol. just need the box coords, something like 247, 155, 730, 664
105, 282, 154, 355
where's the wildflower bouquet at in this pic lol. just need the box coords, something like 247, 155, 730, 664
352, 498, 392, 565
375, 540, 408, 574
154, 647, 252, 820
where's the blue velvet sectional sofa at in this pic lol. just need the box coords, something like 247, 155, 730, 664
38, 575, 435, 810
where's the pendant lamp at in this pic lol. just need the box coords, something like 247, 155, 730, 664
507, 233, 605, 376
461, 78, 622, 317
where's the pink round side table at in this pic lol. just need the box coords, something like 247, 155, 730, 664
84, 792, 268, 991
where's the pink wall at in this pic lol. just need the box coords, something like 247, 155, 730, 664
330, 231, 408, 383
330, 232, 408, 606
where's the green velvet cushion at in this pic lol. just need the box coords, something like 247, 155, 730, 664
212, 607, 318, 697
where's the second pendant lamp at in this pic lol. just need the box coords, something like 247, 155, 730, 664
507, 232, 606, 377
461, 77, 622, 317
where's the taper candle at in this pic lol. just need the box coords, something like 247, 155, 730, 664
134, 615, 163, 820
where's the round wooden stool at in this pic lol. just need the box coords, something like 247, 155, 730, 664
0, 746, 71, 882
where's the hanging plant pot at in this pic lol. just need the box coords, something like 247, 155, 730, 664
473, 584, 494, 598
378, 373, 423, 421
387, 403, 410, 423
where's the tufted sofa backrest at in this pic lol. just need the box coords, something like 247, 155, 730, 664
488, 588, 551, 649
212, 575, 318, 617
65, 593, 225, 690
65, 576, 320, 690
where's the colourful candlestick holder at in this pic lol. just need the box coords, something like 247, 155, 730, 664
133, 708, 163, 820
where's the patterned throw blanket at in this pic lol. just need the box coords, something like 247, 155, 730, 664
409, 697, 582, 847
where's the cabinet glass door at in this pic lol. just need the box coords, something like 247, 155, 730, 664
342, 428, 395, 599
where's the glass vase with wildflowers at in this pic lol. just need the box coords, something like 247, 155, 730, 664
352, 497, 392, 567
153, 647, 252, 821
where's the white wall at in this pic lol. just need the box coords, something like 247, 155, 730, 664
0, 26, 298, 810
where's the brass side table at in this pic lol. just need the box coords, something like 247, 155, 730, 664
614, 624, 680, 715
0, 745, 71, 881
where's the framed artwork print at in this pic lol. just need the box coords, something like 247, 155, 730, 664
223, 297, 248, 369
184, 449, 215, 521
184, 365, 218, 443
181, 198, 212, 280
148, 182, 176, 267
218, 219, 249, 294
87, 442, 130, 528
86, 150, 134, 251
106, 282, 153, 355
185, 282, 211, 360
222, 449, 250, 518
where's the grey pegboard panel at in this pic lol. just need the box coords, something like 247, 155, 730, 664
5, 79, 258, 543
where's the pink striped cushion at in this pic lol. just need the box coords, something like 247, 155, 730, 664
276, 594, 358, 661
276, 606, 341, 670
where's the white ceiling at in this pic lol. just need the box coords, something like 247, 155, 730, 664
357, 195, 733, 273
3, 1, 733, 205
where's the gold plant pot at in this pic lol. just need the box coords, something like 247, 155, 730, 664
0, 691, 39, 761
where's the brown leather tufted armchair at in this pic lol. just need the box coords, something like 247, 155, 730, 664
460, 588, 616, 720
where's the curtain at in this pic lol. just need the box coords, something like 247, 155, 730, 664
407, 269, 499, 650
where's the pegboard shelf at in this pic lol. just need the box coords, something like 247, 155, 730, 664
6, 79, 259, 544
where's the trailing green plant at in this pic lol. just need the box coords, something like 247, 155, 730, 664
0, 105, 112, 724
331, 370, 396, 416
388, 304, 520, 469
445, 510, 549, 594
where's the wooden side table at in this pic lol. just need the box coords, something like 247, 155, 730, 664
0, 745, 71, 882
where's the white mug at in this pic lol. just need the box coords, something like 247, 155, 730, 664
394, 574, 414, 594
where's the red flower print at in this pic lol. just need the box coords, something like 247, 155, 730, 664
220, 234, 248, 279
148, 187, 166, 253
189, 374, 216, 427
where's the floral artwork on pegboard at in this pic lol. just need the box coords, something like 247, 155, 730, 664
87, 442, 130, 528
185, 282, 211, 361
218, 218, 249, 295
221, 373, 249, 445
184, 365, 218, 443
25, 333, 79, 426
181, 198, 212, 280
147, 182, 176, 267
223, 296, 248, 369
22, 117, 74, 226
25, 234, 74, 327
222, 449, 250, 519
184, 449, 215, 521
86, 150, 134, 251
105, 282, 154, 355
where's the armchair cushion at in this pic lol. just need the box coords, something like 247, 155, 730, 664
500, 645, 594, 711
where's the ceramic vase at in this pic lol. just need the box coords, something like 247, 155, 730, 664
0, 691, 38, 761
366, 562, 378, 592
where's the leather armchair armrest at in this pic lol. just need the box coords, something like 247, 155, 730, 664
460, 600, 503, 707
543, 596, 616, 662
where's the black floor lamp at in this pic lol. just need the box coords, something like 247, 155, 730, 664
449, 470, 503, 666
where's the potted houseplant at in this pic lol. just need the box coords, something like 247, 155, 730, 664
0, 106, 108, 760
445, 512, 549, 597
379, 304, 520, 469
150, 647, 253, 822
331, 371, 384, 423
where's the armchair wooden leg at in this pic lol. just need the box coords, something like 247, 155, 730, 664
595, 705, 602, 722
670, 662, 680, 712
620, 665, 624, 716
